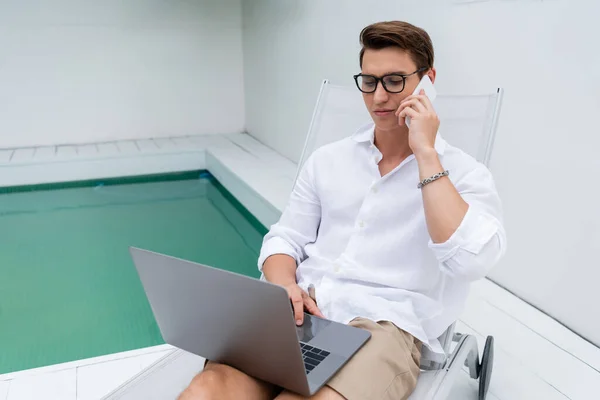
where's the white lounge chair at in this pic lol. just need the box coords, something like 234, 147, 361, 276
103, 80, 504, 400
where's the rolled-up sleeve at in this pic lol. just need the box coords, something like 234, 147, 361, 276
257, 153, 322, 272
429, 165, 507, 281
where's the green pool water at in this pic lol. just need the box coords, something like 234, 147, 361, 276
0, 171, 267, 374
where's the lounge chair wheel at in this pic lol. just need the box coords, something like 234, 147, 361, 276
478, 335, 494, 400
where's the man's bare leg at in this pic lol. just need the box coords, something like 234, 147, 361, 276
178, 361, 279, 400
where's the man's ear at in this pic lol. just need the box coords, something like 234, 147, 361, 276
427, 67, 437, 84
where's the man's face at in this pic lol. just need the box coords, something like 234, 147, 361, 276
359, 48, 434, 132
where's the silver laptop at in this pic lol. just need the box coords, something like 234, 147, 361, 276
129, 247, 370, 397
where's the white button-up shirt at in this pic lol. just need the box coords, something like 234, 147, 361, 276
258, 123, 507, 356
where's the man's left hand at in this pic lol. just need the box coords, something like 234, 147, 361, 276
395, 89, 440, 156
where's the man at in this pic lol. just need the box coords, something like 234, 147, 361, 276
180, 20, 506, 400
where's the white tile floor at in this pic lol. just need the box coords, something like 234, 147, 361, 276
0, 133, 598, 399
6, 369, 76, 400
0, 381, 10, 400
76, 352, 172, 400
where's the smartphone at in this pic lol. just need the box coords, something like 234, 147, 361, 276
405, 75, 437, 127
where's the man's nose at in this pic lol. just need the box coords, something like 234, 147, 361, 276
373, 82, 389, 104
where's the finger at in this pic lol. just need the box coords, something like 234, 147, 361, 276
394, 104, 404, 117
408, 91, 434, 111
399, 107, 418, 120
397, 104, 416, 124
397, 108, 406, 125
402, 94, 429, 107
408, 98, 427, 113
304, 297, 325, 318
397, 98, 426, 115
395, 100, 415, 116
291, 294, 304, 325
417, 89, 435, 111
400, 94, 422, 104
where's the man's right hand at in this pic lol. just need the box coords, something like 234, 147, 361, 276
261, 254, 324, 325
283, 283, 325, 326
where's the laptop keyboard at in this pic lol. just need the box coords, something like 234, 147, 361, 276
300, 342, 330, 374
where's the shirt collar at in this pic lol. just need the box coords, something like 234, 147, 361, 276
351, 122, 446, 155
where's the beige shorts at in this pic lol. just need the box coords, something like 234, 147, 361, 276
326, 317, 422, 400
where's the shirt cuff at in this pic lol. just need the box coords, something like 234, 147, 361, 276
257, 236, 302, 272
428, 206, 499, 263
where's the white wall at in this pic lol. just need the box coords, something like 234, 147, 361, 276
0, 0, 245, 148
242, 0, 600, 346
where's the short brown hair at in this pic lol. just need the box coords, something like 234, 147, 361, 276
359, 21, 434, 75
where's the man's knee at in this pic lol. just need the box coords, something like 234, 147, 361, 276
178, 364, 234, 400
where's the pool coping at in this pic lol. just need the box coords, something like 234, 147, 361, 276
0, 133, 295, 229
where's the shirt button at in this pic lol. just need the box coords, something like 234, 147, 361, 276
372, 186, 378, 193
334, 264, 341, 273
358, 221, 365, 228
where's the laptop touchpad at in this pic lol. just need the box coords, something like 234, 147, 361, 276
296, 314, 331, 342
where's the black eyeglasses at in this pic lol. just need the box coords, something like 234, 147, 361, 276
353, 67, 426, 94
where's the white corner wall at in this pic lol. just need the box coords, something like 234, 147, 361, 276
242, 0, 600, 347
0, 0, 245, 148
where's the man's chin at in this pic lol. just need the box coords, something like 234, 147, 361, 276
374, 119, 404, 132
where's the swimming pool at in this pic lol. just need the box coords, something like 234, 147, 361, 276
0, 171, 267, 374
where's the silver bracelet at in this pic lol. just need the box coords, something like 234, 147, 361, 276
418, 170, 449, 189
